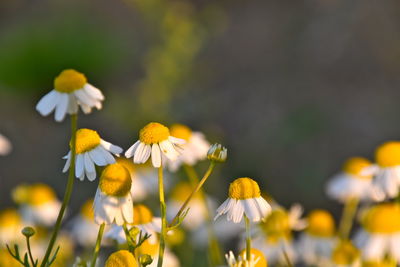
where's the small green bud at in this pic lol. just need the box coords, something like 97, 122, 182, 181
139, 254, 153, 266
129, 226, 140, 240
207, 143, 227, 163
21, 226, 35, 237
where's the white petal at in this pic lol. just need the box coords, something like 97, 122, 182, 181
36, 90, 60, 116
54, 93, 69, 122
74, 88, 96, 107
100, 139, 123, 155
125, 140, 140, 158
97, 146, 116, 164
84, 84, 104, 100
62, 151, 71, 173
168, 136, 186, 145
89, 148, 107, 166
151, 144, 162, 168
84, 153, 96, 181
67, 94, 78, 114
159, 140, 179, 161
141, 145, 151, 163
134, 142, 146, 163
75, 154, 85, 179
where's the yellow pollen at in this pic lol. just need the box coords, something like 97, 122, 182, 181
228, 178, 261, 200
239, 248, 268, 267
54, 69, 87, 93
342, 157, 372, 179
105, 250, 138, 267
0, 208, 21, 228
171, 182, 201, 202
306, 209, 335, 237
80, 199, 94, 220
375, 141, 400, 167
136, 239, 158, 256
72, 128, 101, 154
116, 158, 135, 175
332, 240, 360, 265
99, 163, 132, 197
170, 124, 192, 141
362, 203, 400, 234
132, 204, 153, 225
139, 122, 170, 145
28, 184, 57, 206
262, 209, 290, 237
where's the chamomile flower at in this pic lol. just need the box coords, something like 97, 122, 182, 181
63, 128, 123, 181
165, 124, 210, 171
354, 203, 400, 262
225, 249, 267, 267
369, 142, 400, 199
136, 239, 180, 267
94, 163, 134, 225
36, 69, 104, 122
0, 133, 12, 156
105, 250, 138, 267
13, 184, 61, 226
0, 208, 23, 246
296, 209, 336, 266
214, 178, 271, 223
326, 157, 383, 202
362, 259, 397, 267
331, 240, 361, 267
125, 122, 185, 168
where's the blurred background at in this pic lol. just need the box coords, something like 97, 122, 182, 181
1, 0, 400, 248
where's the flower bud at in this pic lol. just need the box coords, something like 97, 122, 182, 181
21, 226, 35, 238
207, 143, 227, 163
139, 254, 153, 266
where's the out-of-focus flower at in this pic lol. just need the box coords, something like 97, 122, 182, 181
0, 133, 12, 156
326, 157, 383, 202
165, 124, 210, 171
36, 69, 104, 122
207, 143, 227, 163
125, 122, 185, 168
63, 128, 122, 181
13, 184, 61, 226
94, 163, 133, 225
225, 249, 266, 267
354, 203, 400, 262
0, 249, 21, 267
331, 240, 361, 267
362, 259, 397, 267
136, 239, 180, 267
0, 208, 23, 246
105, 250, 138, 267
214, 177, 271, 223
296, 209, 336, 266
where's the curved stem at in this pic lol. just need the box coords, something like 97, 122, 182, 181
338, 197, 359, 240
157, 166, 166, 267
90, 223, 105, 267
26, 236, 36, 267
40, 114, 77, 267
244, 216, 251, 262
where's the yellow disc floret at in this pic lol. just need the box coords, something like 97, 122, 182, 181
80, 199, 94, 220
139, 122, 170, 145
0, 208, 21, 227
362, 203, 400, 234
375, 142, 400, 167
342, 157, 372, 179
99, 163, 132, 197
132, 204, 153, 225
239, 248, 268, 267
228, 178, 261, 200
170, 124, 192, 141
261, 209, 291, 241
54, 69, 87, 93
332, 240, 360, 265
116, 158, 135, 175
28, 184, 57, 206
73, 128, 101, 154
306, 209, 335, 237
105, 250, 138, 267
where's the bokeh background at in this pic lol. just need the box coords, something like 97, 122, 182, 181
1, 0, 400, 249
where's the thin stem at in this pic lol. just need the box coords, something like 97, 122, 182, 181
157, 166, 166, 267
282, 247, 293, 267
40, 114, 77, 267
338, 197, 359, 240
168, 162, 216, 227
26, 237, 36, 267
122, 223, 135, 253
90, 223, 105, 267
244, 216, 251, 262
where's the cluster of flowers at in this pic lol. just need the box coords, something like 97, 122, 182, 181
2, 69, 400, 267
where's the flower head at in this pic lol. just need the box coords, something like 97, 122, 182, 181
332, 240, 360, 266
342, 157, 373, 178
105, 250, 138, 267
361, 203, 400, 234
375, 142, 400, 167
306, 209, 335, 238
207, 143, 227, 163
226, 249, 266, 267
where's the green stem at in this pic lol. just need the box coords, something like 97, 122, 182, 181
338, 197, 359, 240
282, 246, 293, 267
26, 236, 36, 267
244, 216, 251, 262
157, 166, 166, 267
90, 223, 105, 267
40, 114, 77, 267
122, 223, 135, 253
168, 162, 216, 228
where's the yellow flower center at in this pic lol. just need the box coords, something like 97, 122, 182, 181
116, 158, 135, 175
54, 69, 87, 93
375, 141, 400, 167
262, 209, 291, 238
0, 209, 21, 228
332, 240, 360, 265
99, 163, 132, 197
362, 203, 400, 234
342, 157, 372, 179
170, 124, 192, 141
80, 199, 94, 220
73, 128, 101, 154
306, 210, 335, 237
28, 184, 57, 206
136, 239, 158, 256
11, 184, 30, 204
239, 248, 268, 267
132, 204, 153, 225
139, 122, 170, 145
228, 178, 261, 200
105, 250, 138, 267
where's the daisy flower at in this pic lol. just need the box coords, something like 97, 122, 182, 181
0, 208, 24, 246
105, 250, 138, 267
0, 133, 12, 156
296, 209, 336, 266
63, 128, 123, 181
125, 122, 185, 168
326, 157, 383, 203
225, 249, 267, 267
331, 240, 361, 267
354, 203, 400, 262
165, 124, 210, 171
36, 69, 104, 122
94, 163, 134, 225
214, 177, 271, 223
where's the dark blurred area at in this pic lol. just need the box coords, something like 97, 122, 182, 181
1, 0, 400, 220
